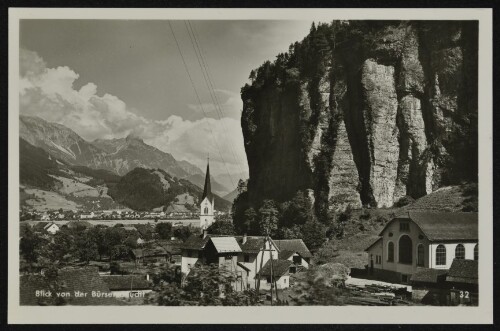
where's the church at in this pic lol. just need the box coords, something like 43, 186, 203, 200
199, 160, 215, 229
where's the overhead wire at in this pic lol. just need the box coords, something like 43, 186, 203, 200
168, 21, 236, 190
185, 21, 246, 178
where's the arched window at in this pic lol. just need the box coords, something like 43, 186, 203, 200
204, 207, 209, 214
387, 242, 394, 262
387, 241, 394, 262
455, 244, 465, 260
417, 244, 425, 267
436, 244, 446, 265
474, 244, 478, 261
399, 235, 412, 264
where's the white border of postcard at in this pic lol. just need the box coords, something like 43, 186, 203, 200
8, 7, 493, 324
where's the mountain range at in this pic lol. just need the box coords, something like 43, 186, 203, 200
20, 115, 232, 195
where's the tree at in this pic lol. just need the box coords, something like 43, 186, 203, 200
48, 229, 75, 264
279, 191, 314, 228
156, 222, 173, 239
301, 219, 326, 252
207, 220, 235, 235
20, 227, 43, 266
258, 200, 279, 237
153, 264, 258, 306
75, 232, 99, 264
173, 226, 192, 242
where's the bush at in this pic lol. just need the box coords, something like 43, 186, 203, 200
394, 195, 415, 207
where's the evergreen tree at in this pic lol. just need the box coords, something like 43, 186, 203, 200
258, 200, 279, 237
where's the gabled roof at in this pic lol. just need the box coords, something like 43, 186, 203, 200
101, 275, 151, 291
257, 259, 293, 278
446, 259, 478, 284
278, 250, 296, 260
364, 237, 383, 252
210, 237, 242, 253
410, 268, 448, 284
33, 222, 49, 231
379, 211, 478, 242
274, 239, 312, 258
20, 267, 124, 305
235, 236, 267, 253
182, 234, 211, 250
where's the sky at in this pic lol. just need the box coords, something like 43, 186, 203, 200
19, 20, 313, 179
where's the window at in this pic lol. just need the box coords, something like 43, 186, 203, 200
455, 244, 465, 260
387, 242, 394, 262
284, 278, 287, 284
225, 255, 233, 260
417, 244, 425, 266
436, 244, 446, 265
293, 255, 302, 264
474, 244, 478, 261
399, 235, 413, 264
375, 255, 381, 264
400, 222, 410, 231
204, 207, 209, 214
266, 277, 272, 284
244, 254, 249, 262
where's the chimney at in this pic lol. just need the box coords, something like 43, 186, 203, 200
242, 233, 247, 244
202, 229, 208, 239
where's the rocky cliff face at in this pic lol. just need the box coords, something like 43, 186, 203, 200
240, 21, 478, 219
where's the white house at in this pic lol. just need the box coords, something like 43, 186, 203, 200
274, 239, 312, 272
44, 222, 60, 234
365, 211, 478, 284
235, 235, 280, 289
256, 259, 293, 290
199, 160, 215, 229
181, 232, 282, 291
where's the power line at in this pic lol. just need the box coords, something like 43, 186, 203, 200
185, 21, 246, 179
168, 21, 236, 190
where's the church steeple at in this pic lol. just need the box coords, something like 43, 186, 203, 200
201, 158, 213, 203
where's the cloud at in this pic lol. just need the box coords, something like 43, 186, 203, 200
186, 89, 242, 120
19, 48, 248, 176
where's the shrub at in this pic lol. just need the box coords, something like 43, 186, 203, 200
394, 195, 415, 207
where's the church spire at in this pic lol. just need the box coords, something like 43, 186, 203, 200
202, 157, 213, 203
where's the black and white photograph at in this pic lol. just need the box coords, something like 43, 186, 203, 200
7, 7, 493, 324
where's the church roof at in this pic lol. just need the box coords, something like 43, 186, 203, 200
201, 161, 213, 203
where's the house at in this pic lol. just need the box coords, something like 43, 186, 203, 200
274, 239, 312, 272
20, 267, 124, 305
101, 275, 152, 298
256, 259, 294, 290
182, 232, 282, 290
235, 234, 280, 289
181, 232, 252, 291
365, 211, 478, 284
131, 245, 169, 265
446, 259, 478, 306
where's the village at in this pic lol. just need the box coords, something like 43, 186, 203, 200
20, 160, 479, 307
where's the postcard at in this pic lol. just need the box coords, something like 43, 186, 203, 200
8, 7, 493, 324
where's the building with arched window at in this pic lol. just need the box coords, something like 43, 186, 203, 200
365, 212, 477, 284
